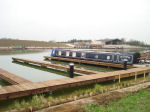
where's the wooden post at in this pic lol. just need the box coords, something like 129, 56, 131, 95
123, 60, 127, 70
144, 71, 146, 80
119, 74, 121, 83
69, 63, 74, 78
135, 72, 137, 81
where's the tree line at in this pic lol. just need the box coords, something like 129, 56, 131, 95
65, 38, 150, 47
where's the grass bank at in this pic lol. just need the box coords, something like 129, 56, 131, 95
83, 89, 150, 112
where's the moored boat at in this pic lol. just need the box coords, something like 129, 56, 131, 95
51, 48, 140, 65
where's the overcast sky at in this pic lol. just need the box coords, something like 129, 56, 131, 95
0, 0, 149, 43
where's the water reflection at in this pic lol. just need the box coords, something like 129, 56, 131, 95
0, 49, 45, 55
12, 61, 80, 77
47, 59, 118, 72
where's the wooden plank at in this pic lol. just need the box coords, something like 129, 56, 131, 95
0, 68, 31, 84
0, 64, 149, 100
12, 57, 98, 75
44, 56, 134, 69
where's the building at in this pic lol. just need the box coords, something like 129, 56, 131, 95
90, 41, 105, 48
74, 40, 104, 49
99, 39, 123, 45
74, 39, 123, 49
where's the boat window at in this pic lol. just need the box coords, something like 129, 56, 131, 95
66, 51, 70, 56
72, 52, 76, 57
52, 50, 55, 54
58, 51, 61, 56
107, 56, 110, 60
81, 53, 85, 57
95, 55, 98, 59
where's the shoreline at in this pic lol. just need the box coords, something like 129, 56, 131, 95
0, 46, 147, 50
0, 47, 71, 50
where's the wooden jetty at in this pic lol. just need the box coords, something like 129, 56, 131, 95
12, 57, 100, 75
0, 65, 149, 100
44, 56, 134, 69
0, 68, 31, 84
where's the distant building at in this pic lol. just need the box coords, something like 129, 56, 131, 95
74, 42, 90, 49
74, 39, 123, 49
89, 41, 104, 48
74, 40, 104, 49
99, 39, 123, 45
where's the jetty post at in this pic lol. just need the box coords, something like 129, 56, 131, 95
123, 59, 128, 70
69, 63, 74, 78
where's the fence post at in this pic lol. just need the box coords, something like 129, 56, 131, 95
119, 74, 121, 83
144, 71, 146, 80
135, 72, 137, 81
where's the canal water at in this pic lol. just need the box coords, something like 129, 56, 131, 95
0, 50, 67, 84
0, 48, 148, 86
0, 49, 116, 87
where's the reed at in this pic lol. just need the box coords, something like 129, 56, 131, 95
30, 95, 39, 107
94, 84, 102, 93
21, 100, 30, 110
14, 101, 21, 110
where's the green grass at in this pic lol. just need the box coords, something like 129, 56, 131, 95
0, 78, 11, 86
83, 90, 150, 112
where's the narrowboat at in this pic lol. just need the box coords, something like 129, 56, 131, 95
51, 48, 140, 65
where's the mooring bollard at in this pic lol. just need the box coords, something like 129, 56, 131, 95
69, 63, 74, 78
123, 59, 128, 70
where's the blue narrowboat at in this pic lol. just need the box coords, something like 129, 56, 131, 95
51, 48, 140, 65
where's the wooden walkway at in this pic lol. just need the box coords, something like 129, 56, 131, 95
44, 56, 134, 69
0, 66, 149, 100
0, 68, 31, 84
12, 57, 100, 75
